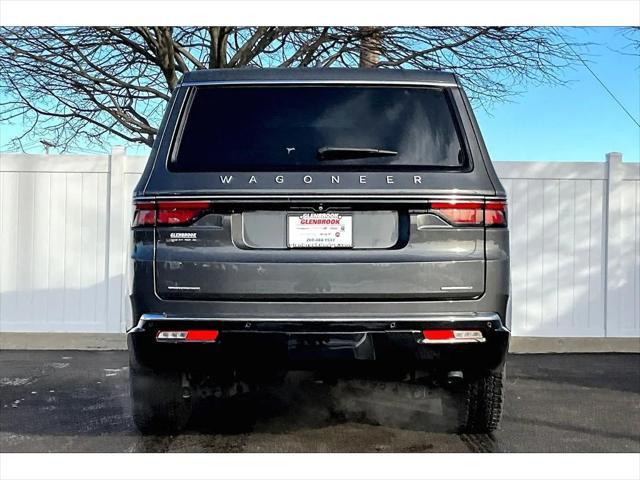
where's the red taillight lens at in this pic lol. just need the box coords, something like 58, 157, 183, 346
132, 201, 211, 227
132, 202, 156, 227
429, 201, 484, 226
428, 200, 508, 227
156, 201, 210, 225
485, 200, 508, 227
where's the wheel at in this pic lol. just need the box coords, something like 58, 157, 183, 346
129, 366, 192, 434
460, 366, 505, 433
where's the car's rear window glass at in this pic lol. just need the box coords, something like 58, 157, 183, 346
169, 85, 467, 172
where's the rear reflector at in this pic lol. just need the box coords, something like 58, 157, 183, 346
420, 330, 485, 344
156, 330, 219, 343
422, 330, 455, 340
133, 201, 211, 227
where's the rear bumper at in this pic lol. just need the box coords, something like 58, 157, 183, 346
128, 312, 510, 375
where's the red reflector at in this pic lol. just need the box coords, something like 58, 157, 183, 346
156, 329, 219, 342
185, 330, 219, 342
422, 330, 455, 340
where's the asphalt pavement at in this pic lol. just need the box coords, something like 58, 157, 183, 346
1, 351, 638, 453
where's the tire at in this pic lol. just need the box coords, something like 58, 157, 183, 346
460, 367, 505, 433
129, 367, 192, 434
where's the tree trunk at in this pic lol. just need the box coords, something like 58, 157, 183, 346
359, 27, 381, 68
208, 27, 229, 68
153, 27, 179, 90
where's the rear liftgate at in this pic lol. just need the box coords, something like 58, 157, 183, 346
133, 198, 506, 302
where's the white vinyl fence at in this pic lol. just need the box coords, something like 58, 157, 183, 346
1, 148, 638, 337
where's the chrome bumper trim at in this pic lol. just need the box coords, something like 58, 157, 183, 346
133, 312, 501, 330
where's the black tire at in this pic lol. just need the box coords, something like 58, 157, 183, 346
130, 367, 192, 434
460, 367, 505, 433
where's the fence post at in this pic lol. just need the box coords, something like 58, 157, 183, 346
604, 152, 623, 338
106, 145, 127, 333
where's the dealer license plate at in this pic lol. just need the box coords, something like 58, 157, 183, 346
287, 213, 353, 248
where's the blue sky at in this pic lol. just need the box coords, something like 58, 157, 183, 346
475, 27, 639, 162
1, 27, 638, 162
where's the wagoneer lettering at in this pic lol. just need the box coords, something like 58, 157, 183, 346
128, 68, 510, 435
206, 173, 458, 186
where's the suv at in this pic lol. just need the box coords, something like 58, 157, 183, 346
128, 68, 510, 434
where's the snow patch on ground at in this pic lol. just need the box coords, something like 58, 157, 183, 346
49, 362, 70, 369
0, 377, 35, 387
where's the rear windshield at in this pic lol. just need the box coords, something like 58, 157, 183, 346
169, 85, 467, 172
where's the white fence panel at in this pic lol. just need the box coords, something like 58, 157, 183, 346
605, 155, 640, 337
1, 149, 639, 338
120, 153, 148, 332
0, 156, 110, 332
495, 162, 608, 337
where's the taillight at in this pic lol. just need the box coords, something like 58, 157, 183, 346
429, 201, 483, 226
428, 200, 507, 227
485, 200, 508, 227
156, 201, 210, 225
156, 330, 219, 343
132, 201, 211, 227
132, 202, 156, 227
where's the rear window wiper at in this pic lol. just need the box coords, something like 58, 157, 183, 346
317, 146, 398, 161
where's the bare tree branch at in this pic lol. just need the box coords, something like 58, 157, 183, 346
0, 26, 587, 152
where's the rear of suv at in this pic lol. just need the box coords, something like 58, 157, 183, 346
128, 68, 510, 434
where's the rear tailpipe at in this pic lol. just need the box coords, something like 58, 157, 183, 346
446, 370, 464, 386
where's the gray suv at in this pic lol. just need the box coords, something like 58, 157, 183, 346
128, 68, 510, 434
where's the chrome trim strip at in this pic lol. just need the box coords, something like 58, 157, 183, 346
155, 329, 420, 339
137, 312, 500, 327
133, 194, 507, 202
142, 89, 184, 194
156, 338, 218, 344
180, 80, 459, 88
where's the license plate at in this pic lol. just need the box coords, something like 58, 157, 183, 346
287, 213, 353, 248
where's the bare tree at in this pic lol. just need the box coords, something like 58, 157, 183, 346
621, 27, 640, 53
0, 26, 583, 151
